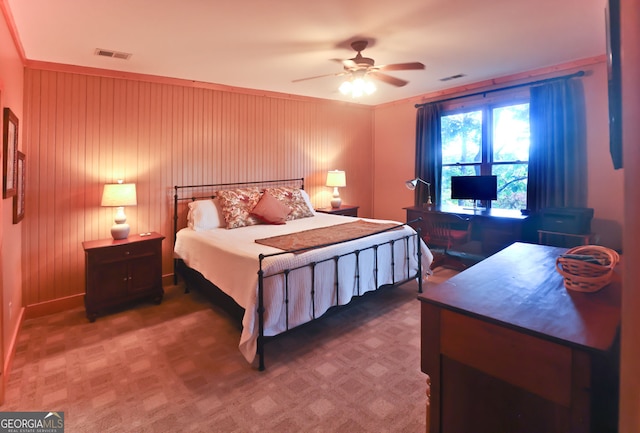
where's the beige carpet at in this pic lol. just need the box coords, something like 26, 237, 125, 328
3, 268, 458, 433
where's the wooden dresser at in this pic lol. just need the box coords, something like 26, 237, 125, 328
83, 232, 164, 321
419, 242, 620, 433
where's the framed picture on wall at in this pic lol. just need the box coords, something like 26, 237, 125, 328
3, 107, 19, 198
13, 151, 25, 223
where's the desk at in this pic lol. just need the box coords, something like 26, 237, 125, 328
419, 242, 620, 433
406, 205, 527, 255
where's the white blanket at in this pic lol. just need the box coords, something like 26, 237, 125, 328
174, 213, 433, 363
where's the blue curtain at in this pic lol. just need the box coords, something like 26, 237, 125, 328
527, 79, 587, 211
415, 103, 442, 206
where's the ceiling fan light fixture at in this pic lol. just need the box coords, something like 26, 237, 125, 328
339, 80, 352, 95
339, 76, 376, 98
294, 40, 423, 96
364, 80, 376, 95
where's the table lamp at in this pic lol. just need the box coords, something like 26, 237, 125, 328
326, 170, 346, 208
101, 180, 137, 240
405, 177, 432, 206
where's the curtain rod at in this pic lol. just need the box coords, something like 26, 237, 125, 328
414, 70, 585, 108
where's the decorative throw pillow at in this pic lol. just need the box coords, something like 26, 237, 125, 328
299, 189, 316, 216
187, 198, 225, 231
250, 191, 292, 225
265, 187, 315, 220
216, 187, 262, 229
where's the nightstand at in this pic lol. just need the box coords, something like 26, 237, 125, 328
315, 204, 359, 217
82, 232, 164, 322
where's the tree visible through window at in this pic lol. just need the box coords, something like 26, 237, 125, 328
440, 102, 530, 210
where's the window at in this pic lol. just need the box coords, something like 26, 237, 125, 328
440, 102, 530, 210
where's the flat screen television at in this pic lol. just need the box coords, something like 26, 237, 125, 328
606, 0, 623, 169
451, 175, 498, 201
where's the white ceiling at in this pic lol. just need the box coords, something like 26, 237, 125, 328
7, 0, 606, 106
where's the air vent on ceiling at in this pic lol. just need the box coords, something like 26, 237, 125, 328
440, 73, 466, 82
95, 48, 132, 60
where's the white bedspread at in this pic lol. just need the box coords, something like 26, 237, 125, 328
174, 213, 433, 363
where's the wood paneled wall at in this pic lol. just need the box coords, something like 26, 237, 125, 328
22, 68, 373, 308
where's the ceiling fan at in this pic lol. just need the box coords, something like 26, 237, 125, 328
293, 40, 425, 88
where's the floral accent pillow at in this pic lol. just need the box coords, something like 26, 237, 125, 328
216, 187, 262, 229
265, 187, 314, 220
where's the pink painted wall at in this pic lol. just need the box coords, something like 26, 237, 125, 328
0, 2, 24, 374
20, 67, 374, 309
372, 102, 416, 222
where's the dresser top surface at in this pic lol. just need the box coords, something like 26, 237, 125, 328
419, 242, 621, 352
82, 232, 164, 250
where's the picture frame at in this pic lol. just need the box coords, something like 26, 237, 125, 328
3, 107, 18, 198
13, 151, 25, 223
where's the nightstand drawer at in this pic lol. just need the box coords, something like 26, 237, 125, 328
87, 241, 157, 264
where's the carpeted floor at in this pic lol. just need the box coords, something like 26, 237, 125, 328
3, 268, 457, 433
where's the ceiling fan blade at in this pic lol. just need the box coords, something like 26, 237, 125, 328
292, 72, 344, 83
378, 62, 425, 71
369, 71, 408, 87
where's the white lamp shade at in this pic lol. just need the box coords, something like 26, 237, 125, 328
101, 182, 137, 240
405, 179, 419, 190
101, 183, 137, 207
405, 178, 432, 206
326, 170, 346, 188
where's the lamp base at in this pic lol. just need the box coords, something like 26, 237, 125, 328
111, 223, 130, 240
331, 187, 342, 208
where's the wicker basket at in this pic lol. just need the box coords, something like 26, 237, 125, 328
555, 245, 620, 293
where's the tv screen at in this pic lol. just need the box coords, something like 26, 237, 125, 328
606, 0, 623, 169
451, 175, 498, 201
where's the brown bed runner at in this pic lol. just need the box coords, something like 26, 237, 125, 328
255, 219, 402, 252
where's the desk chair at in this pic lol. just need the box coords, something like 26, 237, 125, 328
423, 213, 485, 271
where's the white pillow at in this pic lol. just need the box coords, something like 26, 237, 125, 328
187, 199, 225, 231
299, 189, 316, 215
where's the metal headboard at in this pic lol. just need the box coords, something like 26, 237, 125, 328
172, 177, 305, 279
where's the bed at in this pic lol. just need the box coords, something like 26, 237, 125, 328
173, 178, 433, 370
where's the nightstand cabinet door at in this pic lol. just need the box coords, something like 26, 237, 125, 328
83, 233, 164, 321
89, 259, 129, 304
127, 253, 163, 295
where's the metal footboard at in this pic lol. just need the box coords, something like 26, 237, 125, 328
255, 221, 423, 371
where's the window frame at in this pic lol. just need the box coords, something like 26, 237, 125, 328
439, 95, 530, 209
